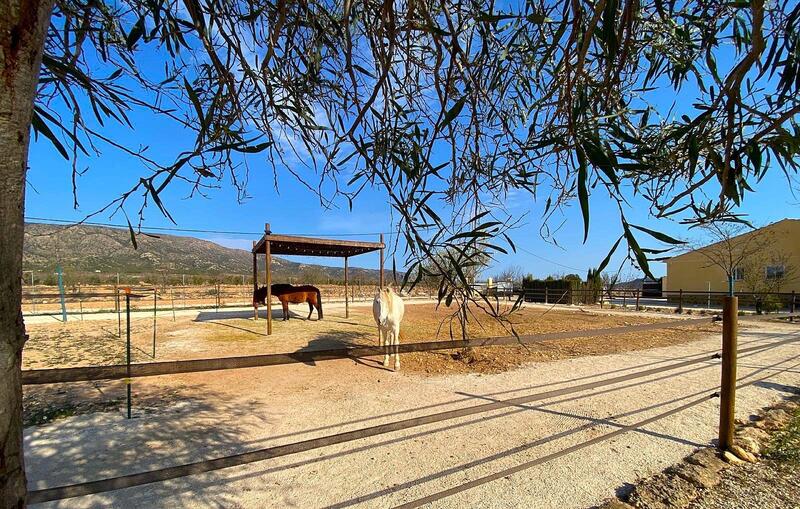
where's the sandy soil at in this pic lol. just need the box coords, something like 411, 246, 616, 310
22, 301, 713, 371
23, 319, 800, 508
22, 301, 717, 426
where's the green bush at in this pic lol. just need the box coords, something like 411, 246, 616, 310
761, 295, 782, 314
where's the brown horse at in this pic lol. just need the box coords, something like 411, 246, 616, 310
253, 284, 323, 321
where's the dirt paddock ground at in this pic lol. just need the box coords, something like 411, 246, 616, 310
21, 305, 800, 508
22, 301, 718, 436
23, 301, 717, 371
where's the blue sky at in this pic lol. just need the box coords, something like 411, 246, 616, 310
26, 113, 799, 280
25, 15, 800, 280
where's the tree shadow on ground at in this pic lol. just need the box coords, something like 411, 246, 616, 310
303, 329, 371, 351
753, 380, 800, 394
25, 382, 270, 508
24, 338, 732, 508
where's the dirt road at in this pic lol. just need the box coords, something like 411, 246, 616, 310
25, 320, 800, 508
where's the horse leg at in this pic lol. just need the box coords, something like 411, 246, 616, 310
381, 327, 390, 367
307, 299, 314, 320
282, 300, 289, 320
253, 301, 258, 321
393, 325, 400, 371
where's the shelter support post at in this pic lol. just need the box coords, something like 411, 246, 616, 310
266, 223, 272, 336
153, 288, 157, 358
379, 233, 384, 289
719, 296, 738, 451
125, 289, 132, 419
252, 241, 258, 320
344, 256, 349, 318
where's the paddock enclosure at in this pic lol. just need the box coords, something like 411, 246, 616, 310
20, 298, 800, 508
22, 300, 717, 373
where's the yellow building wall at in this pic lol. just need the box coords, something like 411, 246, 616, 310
665, 219, 800, 293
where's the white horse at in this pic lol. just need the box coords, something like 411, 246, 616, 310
372, 287, 405, 370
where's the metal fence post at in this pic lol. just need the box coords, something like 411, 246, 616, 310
544, 286, 548, 305
791, 290, 796, 315
719, 296, 738, 451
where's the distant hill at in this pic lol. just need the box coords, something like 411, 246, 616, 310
23, 223, 386, 284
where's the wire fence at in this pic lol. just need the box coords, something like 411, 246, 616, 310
20, 294, 800, 506
516, 287, 799, 314
21, 283, 435, 320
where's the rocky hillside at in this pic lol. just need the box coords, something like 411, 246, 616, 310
23, 223, 385, 283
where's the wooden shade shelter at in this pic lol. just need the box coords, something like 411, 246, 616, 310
252, 223, 385, 335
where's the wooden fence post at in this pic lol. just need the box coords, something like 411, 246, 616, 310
791, 290, 796, 314
678, 289, 684, 313
719, 296, 738, 451
635, 289, 641, 311
116, 287, 121, 338
544, 286, 548, 305
125, 289, 132, 419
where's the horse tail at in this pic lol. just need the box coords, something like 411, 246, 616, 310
316, 287, 323, 319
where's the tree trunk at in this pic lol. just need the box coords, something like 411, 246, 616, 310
0, 1, 54, 506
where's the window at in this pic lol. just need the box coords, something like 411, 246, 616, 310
766, 265, 785, 280
732, 267, 745, 281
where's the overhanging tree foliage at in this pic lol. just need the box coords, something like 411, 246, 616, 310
36, 0, 800, 298
3, 0, 800, 504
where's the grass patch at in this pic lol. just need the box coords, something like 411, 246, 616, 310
765, 406, 800, 465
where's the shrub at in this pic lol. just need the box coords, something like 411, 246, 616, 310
766, 406, 800, 466
761, 295, 782, 314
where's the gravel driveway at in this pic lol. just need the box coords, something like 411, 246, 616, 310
25, 320, 800, 508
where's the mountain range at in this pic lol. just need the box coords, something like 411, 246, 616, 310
23, 222, 385, 284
